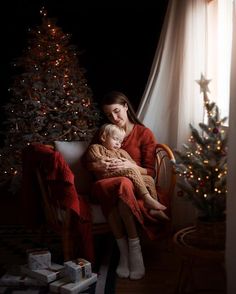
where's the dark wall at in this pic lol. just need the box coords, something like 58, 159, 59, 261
1, 0, 169, 111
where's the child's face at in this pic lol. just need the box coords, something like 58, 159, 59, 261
102, 133, 124, 150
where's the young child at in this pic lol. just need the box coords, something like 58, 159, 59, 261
86, 123, 169, 220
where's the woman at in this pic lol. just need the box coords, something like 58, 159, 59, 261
87, 91, 169, 280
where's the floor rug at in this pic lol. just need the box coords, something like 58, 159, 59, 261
0, 225, 117, 294
95, 236, 118, 294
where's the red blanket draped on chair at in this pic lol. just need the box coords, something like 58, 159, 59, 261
21, 143, 94, 263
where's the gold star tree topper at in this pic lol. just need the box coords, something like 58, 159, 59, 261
196, 73, 211, 93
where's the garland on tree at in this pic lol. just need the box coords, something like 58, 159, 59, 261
174, 74, 227, 222
0, 7, 101, 188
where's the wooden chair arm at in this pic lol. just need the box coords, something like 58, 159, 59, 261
155, 143, 176, 205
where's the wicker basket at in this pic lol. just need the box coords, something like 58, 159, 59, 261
185, 219, 226, 251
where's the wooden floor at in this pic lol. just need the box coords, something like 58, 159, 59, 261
0, 192, 227, 294
115, 233, 226, 294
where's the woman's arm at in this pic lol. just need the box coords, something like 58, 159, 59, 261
122, 126, 157, 177
87, 158, 115, 172
118, 149, 148, 174
140, 128, 157, 177
86, 144, 123, 172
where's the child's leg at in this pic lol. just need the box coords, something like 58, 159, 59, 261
103, 168, 166, 211
142, 193, 167, 210
142, 175, 158, 199
142, 175, 167, 211
149, 209, 170, 220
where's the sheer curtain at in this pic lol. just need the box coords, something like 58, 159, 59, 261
137, 0, 234, 228
137, 0, 232, 150
137, 0, 236, 286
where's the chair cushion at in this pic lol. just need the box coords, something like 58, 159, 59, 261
54, 141, 93, 196
54, 141, 107, 224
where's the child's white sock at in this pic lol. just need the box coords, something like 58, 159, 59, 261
128, 237, 145, 280
116, 237, 129, 278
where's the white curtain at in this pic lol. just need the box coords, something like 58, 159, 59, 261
137, 0, 232, 150
137, 0, 236, 288
137, 0, 234, 229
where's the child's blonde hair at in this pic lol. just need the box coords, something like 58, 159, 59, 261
99, 123, 126, 142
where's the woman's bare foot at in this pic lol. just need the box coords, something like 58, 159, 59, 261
143, 193, 166, 211
149, 209, 170, 221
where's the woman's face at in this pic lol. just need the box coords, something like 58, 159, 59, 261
103, 103, 129, 128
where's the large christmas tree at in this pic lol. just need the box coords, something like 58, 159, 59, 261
174, 74, 228, 222
0, 7, 101, 187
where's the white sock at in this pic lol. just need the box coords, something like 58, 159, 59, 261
128, 237, 145, 280
116, 237, 129, 278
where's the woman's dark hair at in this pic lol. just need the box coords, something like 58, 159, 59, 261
101, 91, 143, 125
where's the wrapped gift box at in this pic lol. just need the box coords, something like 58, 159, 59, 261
64, 258, 92, 283
0, 272, 45, 286
21, 262, 65, 284
27, 248, 51, 270
49, 277, 71, 293
50, 273, 97, 294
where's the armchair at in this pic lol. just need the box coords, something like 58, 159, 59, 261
21, 141, 176, 262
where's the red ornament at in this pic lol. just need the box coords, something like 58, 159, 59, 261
199, 181, 205, 187
213, 127, 219, 134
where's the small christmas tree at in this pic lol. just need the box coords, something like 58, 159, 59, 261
174, 74, 227, 222
0, 7, 101, 187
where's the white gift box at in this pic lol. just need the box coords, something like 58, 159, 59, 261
50, 273, 97, 294
49, 277, 71, 293
64, 258, 92, 283
21, 262, 65, 284
27, 249, 51, 270
0, 273, 45, 286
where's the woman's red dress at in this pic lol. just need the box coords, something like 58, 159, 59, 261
91, 124, 168, 240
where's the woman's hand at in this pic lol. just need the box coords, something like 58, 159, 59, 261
107, 158, 137, 171
89, 157, 147, 174
90, 158, 124, 172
